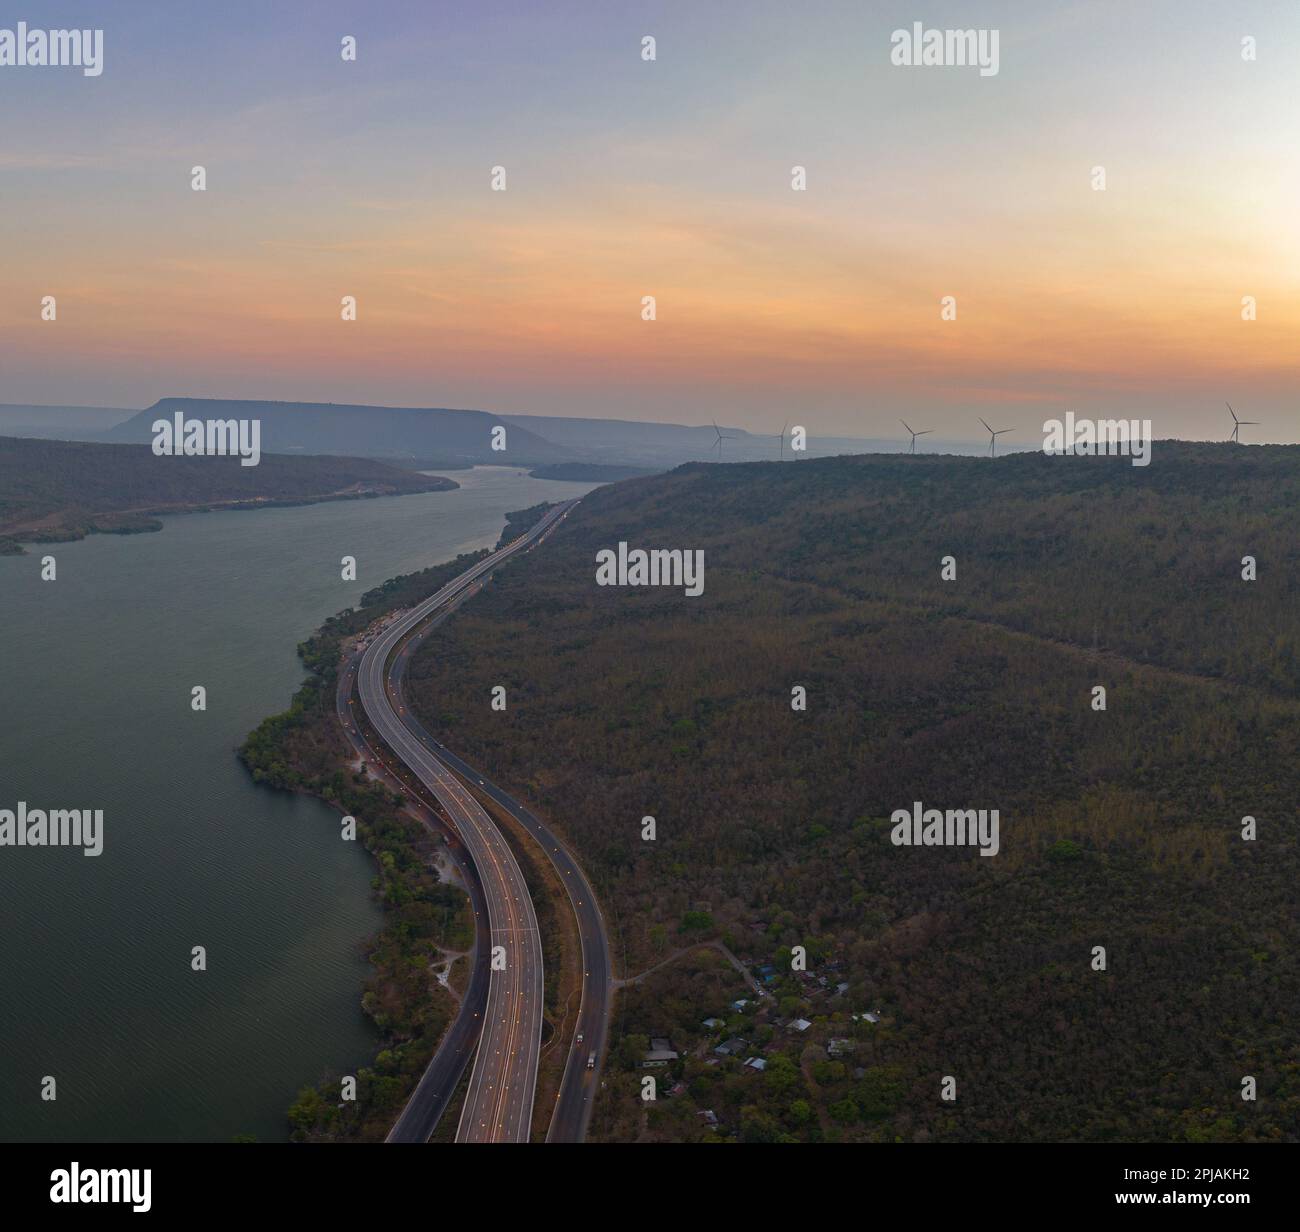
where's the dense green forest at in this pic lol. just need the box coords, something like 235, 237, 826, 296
404, 443, 1299, 1142
0, 433, 454, 549
495, 501, 555, 548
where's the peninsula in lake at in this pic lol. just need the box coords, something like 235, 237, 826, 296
0, 434, 456, 554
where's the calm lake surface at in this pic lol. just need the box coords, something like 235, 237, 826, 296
0, 466, 596, 1142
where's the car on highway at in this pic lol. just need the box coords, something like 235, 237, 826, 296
575, 1033, 584, 1047
587, 1051, 596, 1070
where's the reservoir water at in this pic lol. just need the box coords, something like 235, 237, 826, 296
0, 466, 596, 1142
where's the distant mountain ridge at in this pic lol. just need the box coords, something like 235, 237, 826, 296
0, 405, 136, 439
16, 395, 982, 468
102, 398, 571, 466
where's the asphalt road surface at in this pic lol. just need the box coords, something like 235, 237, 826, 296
356, 500, 597, 1142
335, 654, 491, 1143
390, 673, 613, 1142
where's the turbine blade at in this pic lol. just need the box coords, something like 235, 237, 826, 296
979, 417, 993, 434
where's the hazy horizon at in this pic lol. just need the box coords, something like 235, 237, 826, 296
0, 395, 1286, 454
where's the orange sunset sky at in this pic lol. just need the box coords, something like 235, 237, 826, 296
2, 0, 1297, 443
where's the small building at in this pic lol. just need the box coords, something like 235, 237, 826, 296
714, 1038, 747, 1057
827, 1038, 854, 1058
698, 1109, 719, 1127
743, 1057, 767, 1072
649, 1037, 673, 1053
701, 1017, 725, 1030
642, 1049, 679, 1066
790, 1018, 812, 1033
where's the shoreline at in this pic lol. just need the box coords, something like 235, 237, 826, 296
236, 547, 498, 1141
236, 499, 574, 1141
0, 480, 459, 555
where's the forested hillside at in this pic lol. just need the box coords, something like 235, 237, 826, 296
405, 444, 1299, 1142
0, 434, 455, 549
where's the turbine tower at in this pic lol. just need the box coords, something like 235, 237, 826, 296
712, 419, 739, 459
900, 419, 932, 454
777, 421, 788, 460
979, 417, 1013, 457
1226, 402, 1258, 444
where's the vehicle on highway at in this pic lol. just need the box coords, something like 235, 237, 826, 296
587, 1051, 596, 1070
576, 1033, 584, 1047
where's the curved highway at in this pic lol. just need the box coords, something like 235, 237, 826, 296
388, 682, 612, 1142
357, 499, 595, 1142
336, 653, 491, 1142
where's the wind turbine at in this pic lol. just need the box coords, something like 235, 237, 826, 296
712, 419, 739, 460
776, 421, 788, 460
979, 417, 1013, 457
1226, 402, 1258, 444
900, 419, 932, 454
